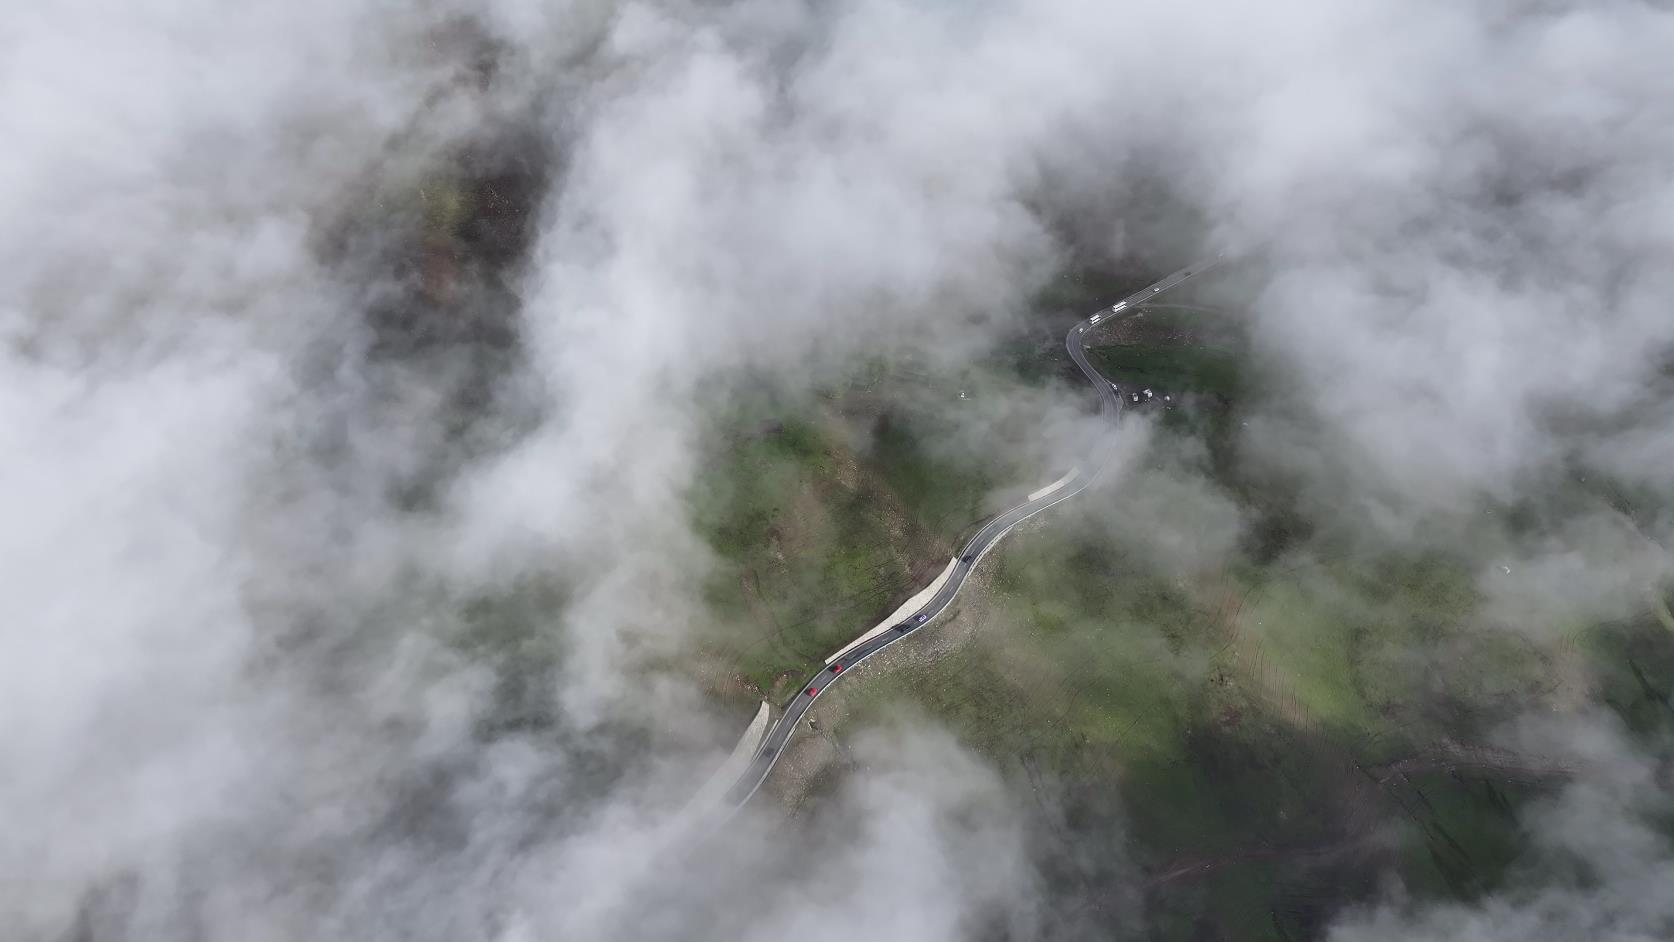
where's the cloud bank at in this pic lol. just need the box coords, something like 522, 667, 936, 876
3, 0, 1671, 938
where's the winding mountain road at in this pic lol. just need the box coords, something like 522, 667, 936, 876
719, 259, 1218, 810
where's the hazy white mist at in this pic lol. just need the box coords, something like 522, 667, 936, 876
2, 0, 1670, 938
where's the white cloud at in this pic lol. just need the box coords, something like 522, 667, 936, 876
4, 0, 1673, 938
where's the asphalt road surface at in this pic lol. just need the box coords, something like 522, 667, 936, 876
720, 259, 1219, 810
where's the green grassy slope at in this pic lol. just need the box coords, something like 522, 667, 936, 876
687, 375, 1009, 700
691, 286, 1673, 940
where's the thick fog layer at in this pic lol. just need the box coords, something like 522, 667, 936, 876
2, 0, 1669, 939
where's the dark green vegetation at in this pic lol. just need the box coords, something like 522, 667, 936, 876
693, 275, 1674, 940
1089, 341, 1243, 402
